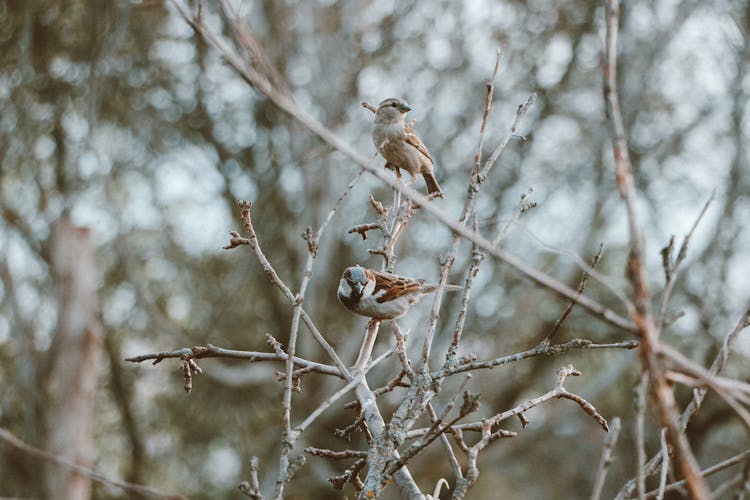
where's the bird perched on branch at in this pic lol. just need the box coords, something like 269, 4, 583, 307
372, 98, 443, 196
338, 265, 460, 320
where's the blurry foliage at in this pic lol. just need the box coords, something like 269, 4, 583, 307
1, 0, 749, 498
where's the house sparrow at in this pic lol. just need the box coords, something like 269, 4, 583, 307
372, 98, 443, 196
338, 265, 460, 320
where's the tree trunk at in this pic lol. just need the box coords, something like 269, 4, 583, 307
44, 217, 103, 499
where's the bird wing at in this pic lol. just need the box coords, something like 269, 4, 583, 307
372, 270, 425, 303
404, 122, 433, 163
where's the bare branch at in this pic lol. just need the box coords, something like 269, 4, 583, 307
616, 309, 750, 498
348, 222, 383, 241
590, 416, 622, 500
0, 428, 186, 499
642, 450, 750, 499
542, 244, 604, 346
433, 338, 638, 378
635, 372, 649, 499
296, 348, 392, 434
656, 192, 715, 329
681, 308, 750, 425
603, 0, 707, 495
304, 447, 369, 460
473, 47, 504, 176
361, 101, 377, 113
125, 344, 343, 379
410, 365, 608, 438
238, 457, 264, 499
388, 379, 477, 476
228, 200, 351, 380
656, 429, 669, 500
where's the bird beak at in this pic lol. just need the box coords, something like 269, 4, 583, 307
353, 283, 364, 295
399, 102, 412, 112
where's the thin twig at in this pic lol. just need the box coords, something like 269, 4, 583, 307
681, 308, 750, 425
433, 338, 638, 378
231, 201, 351, 380
304, 447, 369, 460
272, 167, 362, 498
492, 188, 537, 245
239, 456, 264, 499
591, 416, 622, 500
426, 402, 464, 485
295, 348, 392, 434
635, 372, 649, 499
656, 192, 715, 329
542, 244, 604, 346
642, 450, 750, 499
408, 365, 608, 438
656, 429, 669, 500
473, 47, 504, 176
388, 377, 477, 476
125, 344, 343, 378
0, 428, 186, 499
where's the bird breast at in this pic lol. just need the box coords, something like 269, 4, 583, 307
372, 122, 424, 176
353, 294, 410, 320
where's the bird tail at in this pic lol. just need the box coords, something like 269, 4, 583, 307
422, 172, 443, 196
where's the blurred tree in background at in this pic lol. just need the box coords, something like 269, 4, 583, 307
1, 0, 749, 498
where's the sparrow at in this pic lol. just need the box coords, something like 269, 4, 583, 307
372, 98, 443, 196
338, 265, 460, 320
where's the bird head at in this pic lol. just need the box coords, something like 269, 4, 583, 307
375, 98, 412, 122
340, 265, 371, 298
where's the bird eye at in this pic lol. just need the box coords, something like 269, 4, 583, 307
391, 102, 397, 107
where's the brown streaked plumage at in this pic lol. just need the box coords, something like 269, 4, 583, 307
337, 265, 460, 320
372, 98, 443, 196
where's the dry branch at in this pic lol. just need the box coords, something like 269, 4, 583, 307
0, 428, 185, 500
590, 416, 622, 500
125, 344, 343, 378
603, 0, 707, 496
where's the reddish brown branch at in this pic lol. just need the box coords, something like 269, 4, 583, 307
603, 0, 707, 496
